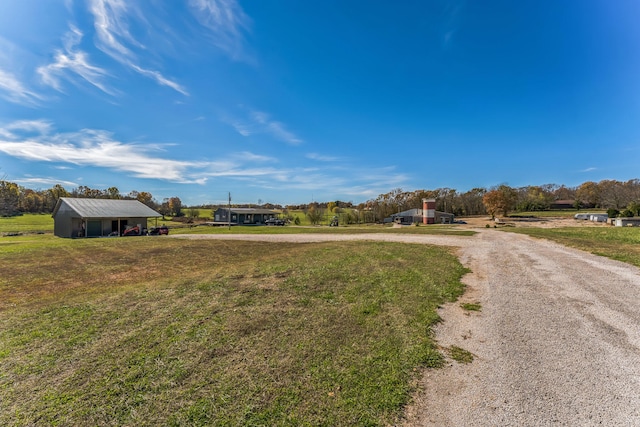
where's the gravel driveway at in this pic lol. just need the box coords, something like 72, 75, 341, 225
173, 229, 640, 426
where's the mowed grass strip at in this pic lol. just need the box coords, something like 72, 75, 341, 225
0, 236, 468, 426
174, 224, 475, 236
0, 214, 54, 234
506, 226, 640, 268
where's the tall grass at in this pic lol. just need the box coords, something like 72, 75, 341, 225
0, 236, 468, 426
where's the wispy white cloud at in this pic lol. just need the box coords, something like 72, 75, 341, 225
306, 152, 341, 162
0, 121, 209, 184
0, 37, 44, 106
5, 120, 54, 134
231, 165, 408, 200
440, 1, 465, 49
0, 68, 43, 106
580, 167, 597, 172
88, 0, 188, 95
187, 0, 251, 60
89, 0, 138, 61
0, 120, 407, 201
14, 176, 78, 187
231, 121, 252, 136
37, 25, 116, 95
129, 64, 189, 95
229, 110, 303, 145
253, 111, 303, 145
232, 151, 276, 162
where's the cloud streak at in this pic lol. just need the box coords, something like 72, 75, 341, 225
14, 176, 79, 187
306, 152, 341, 162
229, 110, 303, 145
439, 0, 465, 49
88, 0, 188, 95
0, 120, 407, 202
0, 68, 43, 106
0, 120, 208, 184
188, 0, 251, 60
37, 26, 116, 95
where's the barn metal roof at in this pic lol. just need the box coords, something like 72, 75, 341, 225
53, 197, 161, 218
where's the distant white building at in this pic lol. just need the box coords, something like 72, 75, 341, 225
614, 218, 640, 227
574, 213, 608, 222
589, 214, 608, 222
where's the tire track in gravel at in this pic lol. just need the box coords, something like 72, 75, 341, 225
402, 230, 640, 426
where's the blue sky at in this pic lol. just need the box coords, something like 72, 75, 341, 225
0, 0, 638, 206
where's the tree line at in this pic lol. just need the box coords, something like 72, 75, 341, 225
357, 179, 640, 222
0, 182, 184, 218
2, 178, 640, 219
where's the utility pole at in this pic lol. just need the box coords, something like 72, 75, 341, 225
228, 192, 231, 230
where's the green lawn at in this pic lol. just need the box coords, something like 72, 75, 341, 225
0, 234, 469, 426
506, 226, 640, 268
0, 214, 54, 234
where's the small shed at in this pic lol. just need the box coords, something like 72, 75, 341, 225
212, 207, 278, 225
52, 197, 161, 238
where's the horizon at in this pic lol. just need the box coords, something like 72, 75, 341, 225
1, 1, 639, 206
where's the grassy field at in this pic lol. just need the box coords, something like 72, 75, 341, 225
0, 213, 474, 237
0, 234, 469, 426
506, 226, 640, 268
0, 214, 54, 234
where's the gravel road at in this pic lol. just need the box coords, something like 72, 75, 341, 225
172, 230, 640, 426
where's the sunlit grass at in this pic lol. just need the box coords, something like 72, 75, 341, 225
0, 235, 469, 426
0, 214, 53, 234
